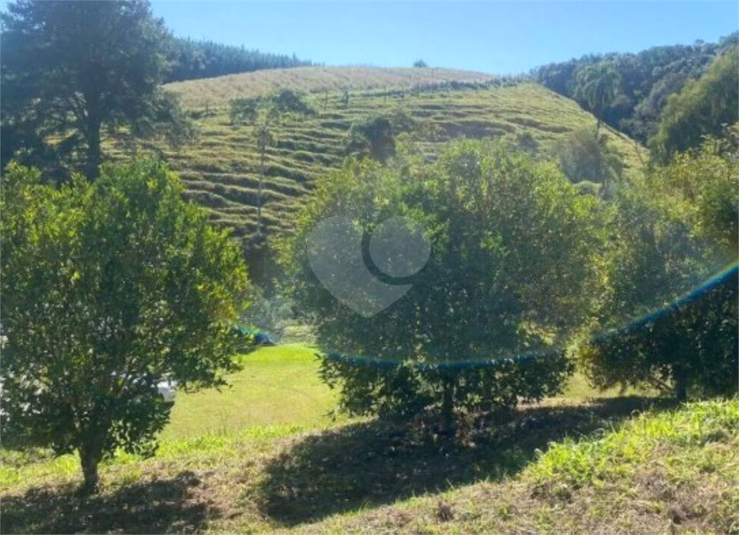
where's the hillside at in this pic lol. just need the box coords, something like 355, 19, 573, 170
148, 67, 645, 244
532, 32, 738, 143
164, 66, 497, 107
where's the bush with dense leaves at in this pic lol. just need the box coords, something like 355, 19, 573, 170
0, 160, 252, 490
280, 140, 606, 428
578, 137, 738, 399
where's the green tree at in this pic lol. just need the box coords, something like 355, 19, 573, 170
1, 0, 193, 180
575, 61, 622, 131
345, 115, 397, 163
0, 160, 252, 492
413, 59, 428, 68
578, 138, 739, 400
279, 140, 605, 430
230, 90, 314, 255
649, 47, 739, 163
345, 111, 419, 164
553, 127, 624, 196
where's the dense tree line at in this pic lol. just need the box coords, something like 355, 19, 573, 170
650, 47, 738, 162
165, 37, 313, 83
532, 33, 738, 143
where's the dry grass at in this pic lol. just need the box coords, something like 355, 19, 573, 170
164, 66, 497, 108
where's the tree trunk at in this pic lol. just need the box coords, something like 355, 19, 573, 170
86, 118, 102, 182
257, 146, 265, 243
79, 438, 103, 494
440, 373, 457, 435
674, 365, 688, 402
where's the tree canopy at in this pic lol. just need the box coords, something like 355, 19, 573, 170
0, 160, 252, 491
575, 61, 621, 130
279, 139, 606, 428
649, 47, 739, 163
165, 37, 312, 83
579, 135, 739, 400
532, 33, 738, 142
0, 0, 193, 180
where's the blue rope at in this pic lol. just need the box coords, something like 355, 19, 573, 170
321, 262, 738, 371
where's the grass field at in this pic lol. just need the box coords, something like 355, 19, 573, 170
2, 359, 735, 535
163, 345, 342, 439
161, 345, 650, 439
6, 345, 732, 535
164, 66, 499, 108
117, 67, 648, 244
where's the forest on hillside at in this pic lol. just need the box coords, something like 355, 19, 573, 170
165, 37, 313, 82
532, 32, 738, 143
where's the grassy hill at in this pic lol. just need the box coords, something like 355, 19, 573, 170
165, 66, 498, 107
1, 345, 735, 534
134, 67, 646, 244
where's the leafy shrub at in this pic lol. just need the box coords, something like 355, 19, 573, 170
0, 160, 252, 490
578, 138, 739, 399
553, 127, 624, 191
280, 139, 606, 429
579, 267, 737, 400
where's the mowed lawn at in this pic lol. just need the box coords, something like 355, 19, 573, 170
163, 343, 647, 440
163, 344, 341, 439
5, 342, 716, 535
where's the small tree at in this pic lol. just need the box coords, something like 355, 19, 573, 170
1, 0, 194, 181
280, 140, 605, 430
578, 137, 739, 399
575, 61, 621, 131
345, 111, 419, 164
345, 115, 397, 163
230, 90, 314, 257
553, 127, 624, 196
413, 59, 428, 68
0, 160, 252, 492
341, 89, 350, 109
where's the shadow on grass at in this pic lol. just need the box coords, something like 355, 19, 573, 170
259, 396, 677, 526
1, 471, 218, 534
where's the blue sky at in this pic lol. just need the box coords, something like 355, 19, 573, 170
151, 1, 738, 74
